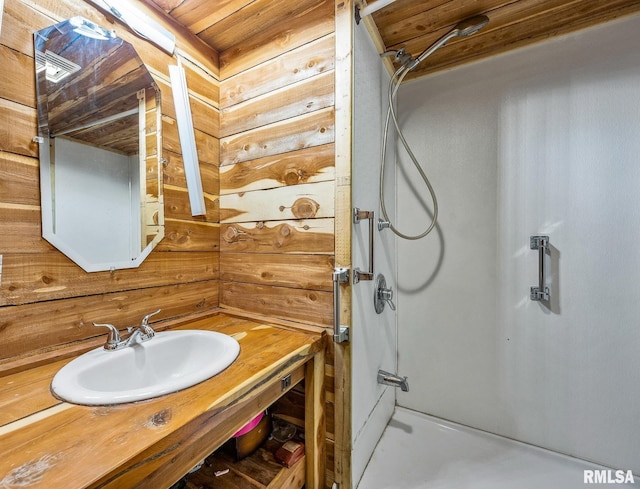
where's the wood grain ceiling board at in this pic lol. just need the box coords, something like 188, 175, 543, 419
145, 0, 640, 79
164, 0, 255, 36
368, 0, 640, 80
145, 0, 324, 53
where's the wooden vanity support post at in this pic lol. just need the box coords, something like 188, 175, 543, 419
305, 348, 326, 489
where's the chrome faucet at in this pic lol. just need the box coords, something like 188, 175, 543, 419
124, 309, 160, 347
93, 309, 161, 351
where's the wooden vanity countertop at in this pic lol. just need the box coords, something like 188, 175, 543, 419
0, 313, 325, 488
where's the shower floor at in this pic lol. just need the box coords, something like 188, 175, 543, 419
357, 407, 638, 489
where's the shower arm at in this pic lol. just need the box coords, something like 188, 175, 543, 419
405, 29, 460, 72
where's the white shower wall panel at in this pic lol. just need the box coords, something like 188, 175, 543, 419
352, 22, 397, 488
396, 14, 640, 473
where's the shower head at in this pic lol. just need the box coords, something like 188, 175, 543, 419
453, 15, 490, 37
405, 14, 490, 71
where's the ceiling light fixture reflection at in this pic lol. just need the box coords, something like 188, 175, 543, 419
69, 16, 112, 40
85, 0, 176, 54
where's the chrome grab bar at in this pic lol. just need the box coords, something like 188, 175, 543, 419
353, 208, 374, 283
333, 267, 350, 343
530, 235, 550, 301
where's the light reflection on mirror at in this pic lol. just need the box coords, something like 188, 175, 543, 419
34, 17, 164, 272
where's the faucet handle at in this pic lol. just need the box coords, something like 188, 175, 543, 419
93, 322, 122, 350
141, 309, 161, 327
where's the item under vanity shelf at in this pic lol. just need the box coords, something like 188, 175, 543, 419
184, 437, 306, 489
184, 383, 307, 489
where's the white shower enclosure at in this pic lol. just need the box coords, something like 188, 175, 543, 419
395, 13, 640, 476
352, 11, 640, 487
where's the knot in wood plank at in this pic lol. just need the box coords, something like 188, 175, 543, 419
149, 408, 172, 427
223, 226, 239, 242
291, 198, 319, 219
283, 166, 306, 185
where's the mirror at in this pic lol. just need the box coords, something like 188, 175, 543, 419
34, 17, 164, 272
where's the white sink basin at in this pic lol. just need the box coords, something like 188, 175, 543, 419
51, 330, 240, 405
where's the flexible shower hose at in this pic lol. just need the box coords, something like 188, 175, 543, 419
379, 65, 439, 240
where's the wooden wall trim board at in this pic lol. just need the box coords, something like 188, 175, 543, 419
121, 0, 222, 76
306, 348, 327, 489
333, 0, 354, 487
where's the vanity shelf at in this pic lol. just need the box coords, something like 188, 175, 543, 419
185, 438, 305, 489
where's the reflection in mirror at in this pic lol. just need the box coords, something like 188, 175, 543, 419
34, 17, 164, 272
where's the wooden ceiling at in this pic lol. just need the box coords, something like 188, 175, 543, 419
143, 0, 325, 54
145, 0, 640, 81
363, 0, 640, 80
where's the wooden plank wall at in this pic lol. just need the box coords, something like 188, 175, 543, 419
0, 0, 220, 372
217, 0, 336, 329
2, 0, 346, 485
216, 0, 338, 485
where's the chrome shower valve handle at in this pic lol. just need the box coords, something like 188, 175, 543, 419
379, 286, 396, 311
374, 273, 395, 314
